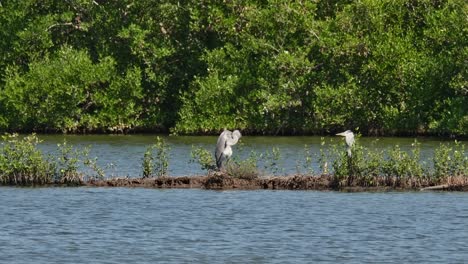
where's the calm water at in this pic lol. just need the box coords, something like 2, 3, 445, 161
0, 187, 467, 263
32, 135, 462, 177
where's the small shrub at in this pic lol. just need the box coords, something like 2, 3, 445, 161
318, 137, 331, 175
299, 144, 315, 175
142, 137, 170, 177
433, 141, 468, 179
359, 147, 385, 186
56, 141, 104, 184
56, 140, 84, 184
82, 149, 105, 180
190, 145, 216, 171
0, 133, 55, 185
452, 142, 468, 177
226, 159, 259, 180
382, 142, 424, 179
260, 147, 282, 175
142, 146, 154, 178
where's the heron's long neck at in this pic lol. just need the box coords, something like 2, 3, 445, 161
226, 136, 239, 146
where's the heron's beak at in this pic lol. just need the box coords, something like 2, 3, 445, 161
336, 132, 345, 136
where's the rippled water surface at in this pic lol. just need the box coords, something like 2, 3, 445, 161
1, 188, 467, 263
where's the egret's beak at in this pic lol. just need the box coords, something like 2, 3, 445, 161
336, 132, 346, 136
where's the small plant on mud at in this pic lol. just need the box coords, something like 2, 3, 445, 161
85, 157, 105, 180
142, 137, 170, 177
296, 144, 314, 175
260, 147, 282, 175
382, 142, 424, 180
318, 137, 331, 175
56, 141, 84, 184
226, 160, 259, 180
190, 145, 216, 171
331, 151, 351, 186
0, 133, 55, 185
56, 141, 104, 184
359, 146, 385, 186
226, 151, 260, 180
433, 141, 468, 179
82, 147, 105, 180
142, 146, 153, 178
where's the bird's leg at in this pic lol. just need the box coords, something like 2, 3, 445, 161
218, 157, 229, 174
225, 157, 231, 172
347, 155, 354, 186
219, 160, 226, 173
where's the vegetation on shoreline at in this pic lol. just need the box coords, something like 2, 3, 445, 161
0, 134, 104, 185
191, 137, 468, 189
1, 134, 466, 191
0, 1, 466, 136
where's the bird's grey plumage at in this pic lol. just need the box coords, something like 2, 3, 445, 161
215, 129, 242, 170
215, 130, 230, 168
336, 130, 354, 157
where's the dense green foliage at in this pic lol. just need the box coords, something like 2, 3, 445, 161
0, 0, 466, 136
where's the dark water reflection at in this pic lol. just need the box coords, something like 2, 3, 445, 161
33, 134, 463, 177
0, 188, 467, 263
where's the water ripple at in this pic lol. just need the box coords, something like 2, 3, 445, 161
0, 188, 467, 263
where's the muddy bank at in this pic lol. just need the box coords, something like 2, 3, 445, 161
85, 174, 468, 191
86, 174, 332, 190
86, 174, 331, 190
87, 176, 207, 188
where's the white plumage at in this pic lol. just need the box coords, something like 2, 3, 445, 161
336, 130, 355, 157
215, 129, 242, 170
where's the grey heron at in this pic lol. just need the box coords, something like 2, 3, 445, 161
336, 130, 354, 157
215, 129, 242, 170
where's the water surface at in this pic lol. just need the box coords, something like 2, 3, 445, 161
0, 187, 467, 263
